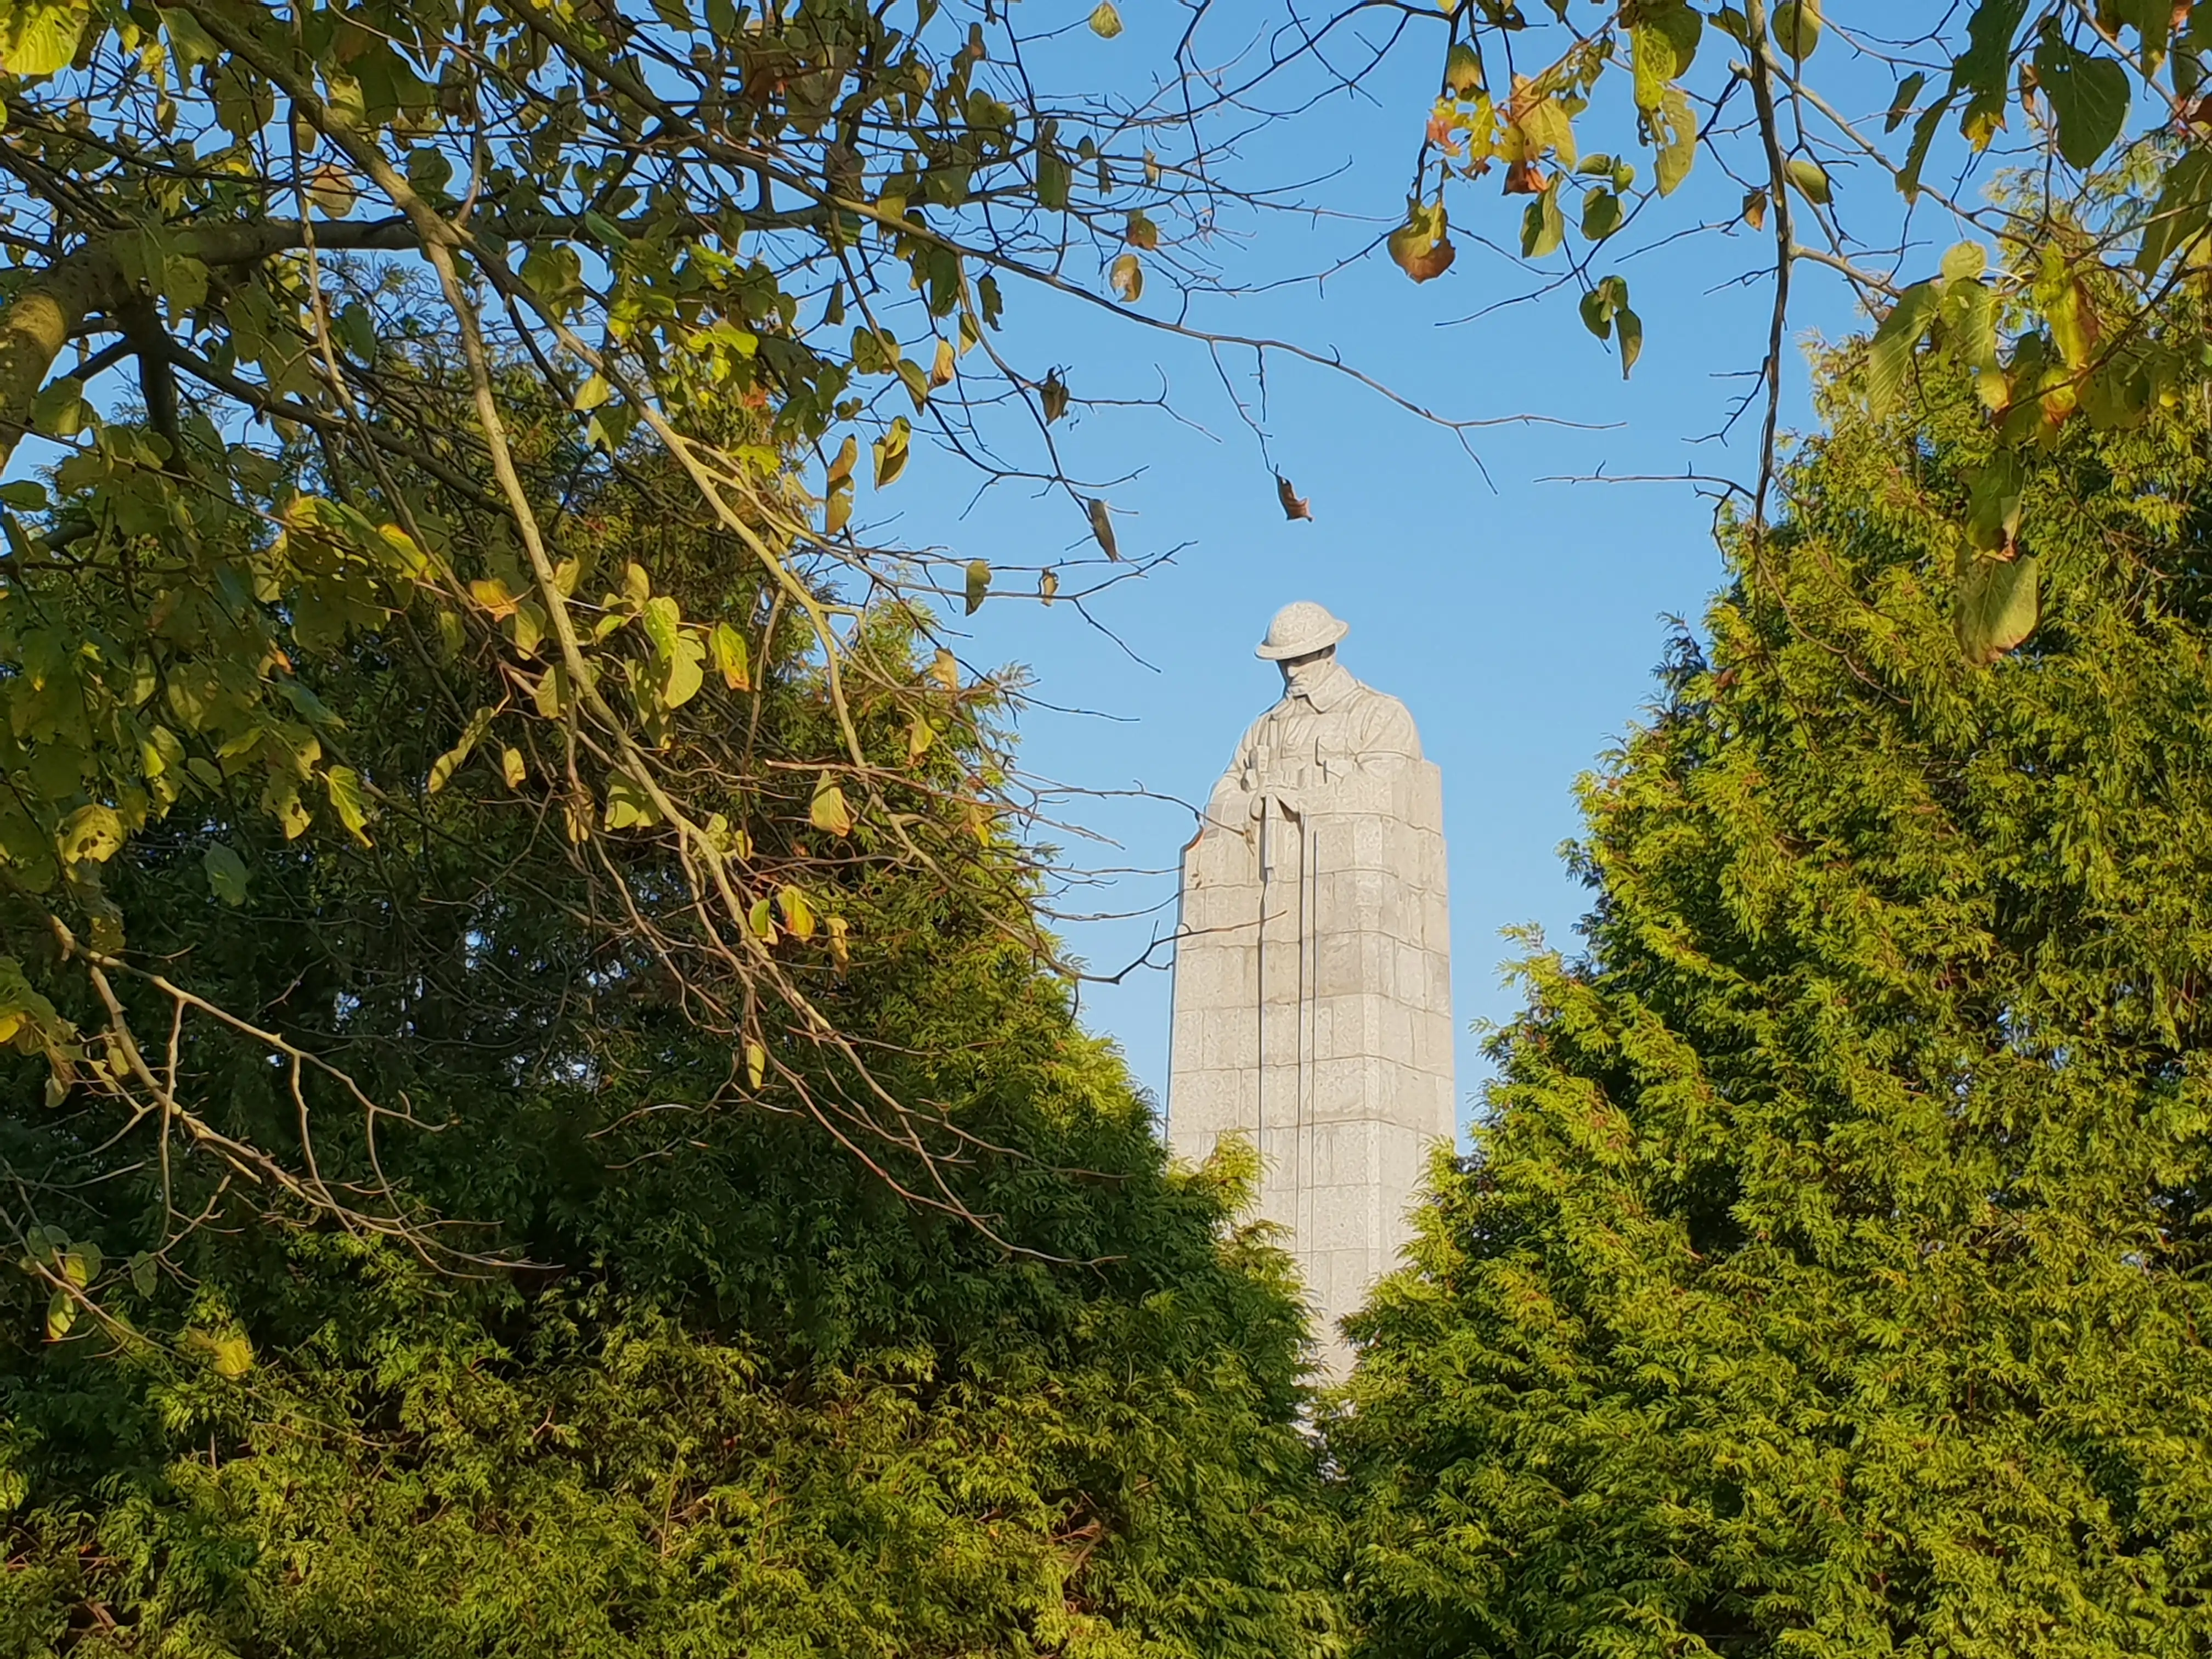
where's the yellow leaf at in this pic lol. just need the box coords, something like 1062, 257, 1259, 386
501, 747, 527, 788
1109, 252, 1143, 303
873, 416, 911, 489
308, 163, 357, 217
964, 559, 990, 614
810, 774, 854, 837
1088, 1, 1122, 36
469, 577, 521, 619
429, 706, 495, 794
825, 914, 851, 973
744, 1039, 767, 1089
711, 621, 752, 690
776, 884, 816, 940
324, 766, 371, 847
210, 1333, 253, 1377
2, 1, 88, 79
57, 804, 123, 866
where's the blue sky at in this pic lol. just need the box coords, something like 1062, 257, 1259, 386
872, 4, 1944, 1127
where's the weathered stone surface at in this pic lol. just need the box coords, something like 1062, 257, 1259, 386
1166, 603, 1455, 1378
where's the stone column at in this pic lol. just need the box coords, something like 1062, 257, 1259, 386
1167, 708, 1454, 1378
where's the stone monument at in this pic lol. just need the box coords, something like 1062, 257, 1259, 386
1166, 601, 1455, 1377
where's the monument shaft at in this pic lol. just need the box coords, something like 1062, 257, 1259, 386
1166, 609, 1454, 1377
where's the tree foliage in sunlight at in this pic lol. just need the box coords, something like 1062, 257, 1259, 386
1334, 322, 2212, 1657
0, 460, 1341, 1654
1370, 0, 2212, 656
0, 0, 1304, 1282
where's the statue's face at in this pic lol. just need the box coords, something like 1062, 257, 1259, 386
1279, 646, 1335, 694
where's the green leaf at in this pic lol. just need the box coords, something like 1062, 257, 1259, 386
324, 766, 371, 847
44, 1289, 72, 1342
964, 559, 990, 615
2035, 32, 2130, 171
641, 595, 682, 663
1520, 184, 1565, 259
335, 301, 379, 364
2136, 148, 2212, 273
1616, 306, 1645, 378
31, 376, 89, 438
1885, 70, 1928, 132
128, 1251, 156, 1297
1629, 1, 1702, 110
873, 416, 911, 489
1784, 156, 1831, 206
1771, 0, 1821, 59
1954, 0, 2030, 148
1956, 549, 2040, 664
661, 635, 706, 709
1581, 187, 1623, 241
60, 1242, 97, 1288
1940, 240, 1988, 283
202, 842, 250, 906
157, 7, 219, 70
1865, 279, 1943, 419
1444, 42, 1483, 98
1965, 447, 2029, 551
603, 774, 660, 830
1037, 145, 1070, 211
1898, 97, 1952, 198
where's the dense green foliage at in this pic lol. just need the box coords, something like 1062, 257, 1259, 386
1336, 351, 2212, 1656
0, 441, 1340, 1657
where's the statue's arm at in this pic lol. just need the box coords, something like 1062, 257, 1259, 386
1203, 717, 1267, 828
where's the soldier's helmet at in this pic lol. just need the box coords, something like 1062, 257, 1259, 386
1255, 600, 1350, 661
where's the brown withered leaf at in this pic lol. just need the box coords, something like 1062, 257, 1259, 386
1086, 497, 1119, 560
1276, 473, 1312, 521
1503, 157, 1547, 195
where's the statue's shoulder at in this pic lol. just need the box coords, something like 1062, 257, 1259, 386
1343, 674, 1417, 723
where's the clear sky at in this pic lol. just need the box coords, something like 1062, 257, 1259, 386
874, 4, 1939, 1128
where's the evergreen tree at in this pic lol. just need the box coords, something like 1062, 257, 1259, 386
1336, 336, 2212, 1657
0, 433, 1341, 1657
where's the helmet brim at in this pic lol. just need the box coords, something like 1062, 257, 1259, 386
1255, 618, 1349, 659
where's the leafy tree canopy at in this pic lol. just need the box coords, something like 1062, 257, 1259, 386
0, 429, 1340, 1656
1334, 300, 2212, 1657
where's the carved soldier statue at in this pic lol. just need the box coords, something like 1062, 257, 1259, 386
1167, 601, 1455, 1378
